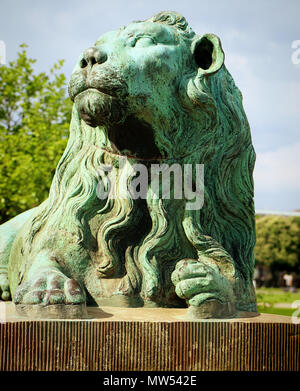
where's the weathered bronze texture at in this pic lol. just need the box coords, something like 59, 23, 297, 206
0, 12, 256, 318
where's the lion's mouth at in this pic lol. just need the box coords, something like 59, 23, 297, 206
73, 88, 162, 159
105, 116, 162, 160
68, 66, 127, 103
73, 88, 124, 128
70, 78, 162, 159
72, 87, 115, 101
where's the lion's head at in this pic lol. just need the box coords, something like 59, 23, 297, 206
28, 12, 256, 310
68, 12, 225, 160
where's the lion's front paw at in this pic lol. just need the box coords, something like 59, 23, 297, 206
14, 270, 86, 305
0, 273, 11, 301
171, 258, 234, 308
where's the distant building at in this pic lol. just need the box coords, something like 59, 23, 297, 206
256, 210, 300, 217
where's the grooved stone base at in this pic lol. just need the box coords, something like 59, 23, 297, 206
0, 302, 299, 371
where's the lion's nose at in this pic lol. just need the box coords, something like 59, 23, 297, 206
80, 47, 107, 68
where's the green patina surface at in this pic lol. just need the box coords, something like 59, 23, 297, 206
0, 12, 256, 318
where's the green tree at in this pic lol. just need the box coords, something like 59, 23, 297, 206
0, 44, 72, 224
255, 215, 300, 272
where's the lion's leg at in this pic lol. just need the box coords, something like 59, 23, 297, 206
13, 250, 86, 307
171, 234, 238, 318
0, 209, 36, 300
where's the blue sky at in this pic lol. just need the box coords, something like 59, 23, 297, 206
0, 0, 299, 211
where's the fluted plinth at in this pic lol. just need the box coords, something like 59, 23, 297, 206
0, 302, 299, 371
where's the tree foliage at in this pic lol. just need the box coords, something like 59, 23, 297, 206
0, 44, 72, 224
255, 215, 300, 272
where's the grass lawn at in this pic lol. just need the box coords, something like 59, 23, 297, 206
255, 287, 300, 317
256, 306, 296, 317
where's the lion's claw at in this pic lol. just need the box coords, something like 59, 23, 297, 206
14, 270, 86, 305
171, 258, 234, 306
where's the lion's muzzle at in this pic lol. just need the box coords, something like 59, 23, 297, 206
79, 47, 108, 70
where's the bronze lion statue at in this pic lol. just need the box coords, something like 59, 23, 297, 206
0, 11, 257, 318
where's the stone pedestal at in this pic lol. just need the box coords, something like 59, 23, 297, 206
0, 302, 299, 371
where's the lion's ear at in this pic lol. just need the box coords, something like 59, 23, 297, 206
192, 34, 224, 75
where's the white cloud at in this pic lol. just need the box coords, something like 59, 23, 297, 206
225, 53, 248, 72
254, 142, 300, 191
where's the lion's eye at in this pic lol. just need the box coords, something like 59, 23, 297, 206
134, 37, 156, 48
